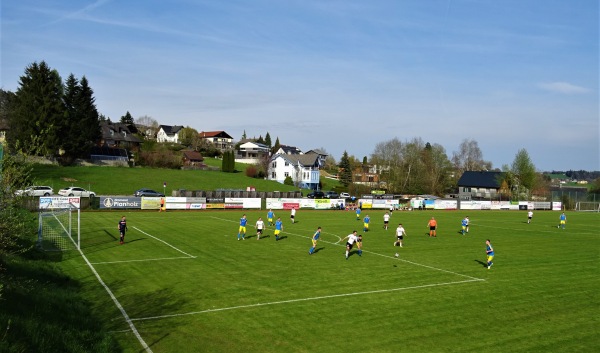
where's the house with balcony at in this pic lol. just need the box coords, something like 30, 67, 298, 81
198, 131, 234, 151
457, 171, 506, 200
157, 125, 184, 143
268, 153, 321, 190
237, 141, 270, 164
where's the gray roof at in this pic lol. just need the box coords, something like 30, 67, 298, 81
273, 153, 320, 168
159, 125, 184, 135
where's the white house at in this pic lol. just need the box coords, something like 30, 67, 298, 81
237, 141, 270, 164
275, 144, 302, 155
268, 153, 320, 190
157, 125, 184, 143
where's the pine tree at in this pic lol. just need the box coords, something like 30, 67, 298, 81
271, 137, 281, 155
120, 111, 134, 125
338, 151, 353, 186
8, 61, 65, 156
265, 132, 272, 148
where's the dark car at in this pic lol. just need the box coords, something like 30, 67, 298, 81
325, 191, 340, 199
134, 188, 165, 197
306, 191, 325, 199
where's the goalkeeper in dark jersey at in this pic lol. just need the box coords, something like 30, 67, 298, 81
118, 216, 128, 244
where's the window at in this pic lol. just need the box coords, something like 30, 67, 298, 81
285, 161, 289, 166
272, 162, 277, 168
271, 172, 276, 178
462, 187, 471, 192
284, 172, 289, 177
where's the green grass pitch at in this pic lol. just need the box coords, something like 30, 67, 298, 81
57, 210, 599, 353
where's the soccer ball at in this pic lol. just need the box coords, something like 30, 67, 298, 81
394, 253, 399, 258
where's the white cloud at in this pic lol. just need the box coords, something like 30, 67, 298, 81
538, 82, 590, 94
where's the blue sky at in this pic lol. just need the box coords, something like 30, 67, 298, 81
2, 0, 598, 171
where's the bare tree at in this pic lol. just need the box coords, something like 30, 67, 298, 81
134, 115, 159, 139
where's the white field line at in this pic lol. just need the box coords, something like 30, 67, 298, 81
210, 216, 485, 281
472, 221, 597, 236
133, 226, 196, 258
90, 256, 195, 265
132, 278, 482, 322
73, 238, 153, 352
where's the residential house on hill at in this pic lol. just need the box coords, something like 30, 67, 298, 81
457, 171, 506, 200
157, 125, 184, 143
269, 153, 321, 190
237, 141, 270, 164
99, 121, 141, 150
304, 149, 328, 168
353, 164, 381, 188
276, 144, 302, 155
199, 131, 234, 151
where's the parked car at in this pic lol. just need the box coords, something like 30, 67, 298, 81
134, 188, 165, 197
340, 192, 351, 199
58, 186, 96, 197
325, 191, 340, 199
306, 191, 325, 199
15, 186, 54, 197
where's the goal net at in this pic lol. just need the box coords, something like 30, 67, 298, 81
38, 208, 80, 251
575, 202, 600, 212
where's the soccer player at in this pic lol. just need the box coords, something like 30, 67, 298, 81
290, 207, 296, 224
465, 216, 470, 233
274, 217, 284, 241
342, 231, 359, 260
527, 210, 533, 224
383, 212, 390, 230
427, 217, 437, 237
394, 223, 406, 247
356, 233, 363, 256
159, 197, 165, 212
237, 214, 247, 240
485, 239, 494, 269
308, 227, 321, 255
118, 216, 127, 244
255, 217, 265, 240
267, 209, 275, 226
558, 212, 567, 229
363, 214, 370, 232
356, 207, 361, 221
461, 217, 468, 235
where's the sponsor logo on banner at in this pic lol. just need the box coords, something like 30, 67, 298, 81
100, 197, 141, 209
39, 197, 81, 209
283, 202, 300, 210
225, 203, 244, 209
190, 204, 206, 209
205, 203, 225, 209
141, 197, 162, 210
207, 197, 225, 203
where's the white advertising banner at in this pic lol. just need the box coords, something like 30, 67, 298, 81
39, 196, 81, 209
435, 199, 458, 210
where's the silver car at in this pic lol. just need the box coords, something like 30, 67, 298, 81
15, 186, 54, 197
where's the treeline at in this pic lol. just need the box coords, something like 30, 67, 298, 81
2, 61, 101, 164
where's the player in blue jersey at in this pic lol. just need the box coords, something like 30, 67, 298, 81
485, 239, 494, 269
558, 212, 567, 229
363, 214, 370, 232
118, 216, 127, 244
356, 207, 361, 221
267, 209, 275, 226
356, 233, 363, 256
461, 217, 468, 235
237, 214, 247, 240
308, 227, 321, 255
274, 217, 284, 241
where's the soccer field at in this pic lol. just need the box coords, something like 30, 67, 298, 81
57, 209, 599, 353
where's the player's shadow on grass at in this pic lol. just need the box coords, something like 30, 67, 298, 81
124, 238, 145, 244
277, 236, 288, 241
313, 247, 324, 253
474, 260, 487, 268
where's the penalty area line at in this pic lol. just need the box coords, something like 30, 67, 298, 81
90, 256, 195, 265
132, 278, 483, 322
133, 226, 195, 258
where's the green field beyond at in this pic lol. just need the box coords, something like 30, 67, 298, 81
57, 210, 598, 353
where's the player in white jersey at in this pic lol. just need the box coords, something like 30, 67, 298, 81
394, 223, 407, 247
342, 231, 359, 260
383, 212, 390, 230
255, 217, 265, 240
527, 211, 533, 224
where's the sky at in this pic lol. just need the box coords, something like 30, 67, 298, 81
2, 0, 598, 171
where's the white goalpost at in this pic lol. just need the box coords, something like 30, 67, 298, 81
575, 202, 600, 212
37, 207, 81, 250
